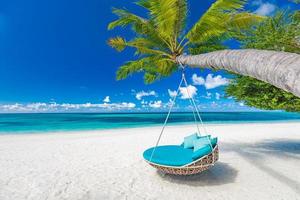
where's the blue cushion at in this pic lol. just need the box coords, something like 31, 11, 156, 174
192, 145, 212, 160
193, 135, 211, 152
143, 145, 194, 166
183, 133, 198, 149
211, 137, 218, 148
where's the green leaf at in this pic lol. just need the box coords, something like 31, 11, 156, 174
116, 59, 146, 80
227, 11, 300, 112
144, 72, 159, 84
108, 37, 126, 52
186, 0, 248, 43
108, 8, 147, 31
148, 0, 185, 39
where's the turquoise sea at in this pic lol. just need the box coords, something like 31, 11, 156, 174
1, 112, 300, 134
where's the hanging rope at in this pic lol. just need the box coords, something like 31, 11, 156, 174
182, 71, 208, 135
179, 63, 215, 164
181, 69, 214, 154
149, 75, 184, 162
150, 63, 215, 164
180, 65, 201, 136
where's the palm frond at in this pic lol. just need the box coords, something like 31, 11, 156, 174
189, 44, 227, 55
155, 59, 178, 76
116, 58, 147, 80
108, 37, 126, 52
186, 0, 247, 43
135, 0, 151, 9
174, 0, 187, 38
127, 38, 172, 56
227, 12, 265, 31
108, 36, 171, 57
148, 0, 187, 43
108, 8, 147, 31
116, 54, 177, 84
108, 7, 172, 51
143, 72, 159, 84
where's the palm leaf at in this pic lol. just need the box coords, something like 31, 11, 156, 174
116, 58, 147, 80
127, 38, 172, 56
144, 72, 159, 84
189, 43, 227, 55
186, 0, 247, 43
148, 0, 187, 43
108, 8, 147, 31
227, 12, 265, 31
108, 37, 126, 52
108, 7, 172, 51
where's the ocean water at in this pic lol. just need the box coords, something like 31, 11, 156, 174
1, 112, 300, 134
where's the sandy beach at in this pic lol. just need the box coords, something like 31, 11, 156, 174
0, 122, 299, 200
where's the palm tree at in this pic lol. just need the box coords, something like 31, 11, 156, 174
108, 0, 300, 97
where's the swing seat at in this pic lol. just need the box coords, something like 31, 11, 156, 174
143, 139, 219, 175
143, 70, 219, 175
143, 144, 213, 166
143, 145, 194, 166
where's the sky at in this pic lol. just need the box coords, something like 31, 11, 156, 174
0, 0, 299, 113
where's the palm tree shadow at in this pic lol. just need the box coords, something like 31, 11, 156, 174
156, 162, 238, 186
223, 139, 300, 195
255, 139, 300, 158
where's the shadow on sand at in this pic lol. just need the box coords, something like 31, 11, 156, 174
157, 162, 238, 186
222, 139, 300, 195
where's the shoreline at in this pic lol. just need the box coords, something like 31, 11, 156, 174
1, 120, 300, 135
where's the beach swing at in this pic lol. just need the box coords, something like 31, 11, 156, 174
143, 65, 219, 175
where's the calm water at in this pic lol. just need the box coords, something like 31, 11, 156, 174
0, 112, 300, 133
0, 112, 300, 134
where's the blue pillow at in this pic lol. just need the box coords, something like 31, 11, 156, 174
183, 133, 198, 149
192, 145, 212, 160
193, 135, 211, 152
210, 137, 218, 147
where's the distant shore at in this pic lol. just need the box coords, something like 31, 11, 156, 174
0, 122, 299, 199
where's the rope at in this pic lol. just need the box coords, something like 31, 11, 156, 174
184, 75, 201, 137
177, 64, 201, 136
150, 63, 215, 165
149, 75, 184, 162
179, 63, 214, 164
182, 74, 208, 134
182, 73, 214, 154
189, 98, 201, 136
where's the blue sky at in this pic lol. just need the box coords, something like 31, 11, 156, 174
0, 0, 298, 113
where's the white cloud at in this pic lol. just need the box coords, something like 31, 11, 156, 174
202, 92, 212, 99
253, 1, 276, 16
192, 73, 229, 89
205, 74, 230, 89
192, 74, 205, 85
0, 102, 136, 113
215, 92, 221, 100
103, 96, 110, 103
179, 85, 197, 99
135, 90, 157, 100
168, 89, 177, 98
149, 101, 162, 108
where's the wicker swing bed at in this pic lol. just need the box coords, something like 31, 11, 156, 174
143, 65, 219, 175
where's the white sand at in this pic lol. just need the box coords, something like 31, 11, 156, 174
0, 122, 300, 200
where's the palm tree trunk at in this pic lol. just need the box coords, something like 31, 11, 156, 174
176, 49, 300, 98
